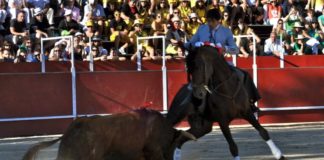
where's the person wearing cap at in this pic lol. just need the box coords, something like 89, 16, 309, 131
81, 0, 106, 35
129, 19, 156, 60
290, 22, 307, 47
186, 12, 200, 37
84, 20, 98, 39
58, 9, 80, 36
84, 35, 108, 59
27, 0, 55, 25
61, 0, 81, 22
166, 16, 186, 58
29, 8, 50, 39
292, 34, 306, 55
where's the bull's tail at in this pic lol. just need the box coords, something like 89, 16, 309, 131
22, 137, 61, 160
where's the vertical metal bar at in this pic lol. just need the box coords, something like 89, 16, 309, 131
70, 36, 77, 119
136, 38, 141, 71
162, 36, 168, 112
232, 54, 237, 67
279, 34, 284, 68
41, 38, 45, 73
89, 38, 94, 72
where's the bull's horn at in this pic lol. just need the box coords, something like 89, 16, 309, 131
181, 131, 197, 141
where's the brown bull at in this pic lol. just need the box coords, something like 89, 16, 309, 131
23, 109, 195, 160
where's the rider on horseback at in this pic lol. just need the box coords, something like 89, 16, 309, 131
184, 8, 261, 113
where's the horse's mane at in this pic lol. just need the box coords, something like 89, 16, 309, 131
187, 46, 231, 74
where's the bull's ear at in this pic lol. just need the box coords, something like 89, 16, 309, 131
180, 131, 197, 141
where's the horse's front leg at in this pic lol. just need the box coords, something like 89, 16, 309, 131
244, 112, 286, 160
219, 121, 240, 160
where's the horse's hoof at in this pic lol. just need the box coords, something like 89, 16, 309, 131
279, 156, 286, 160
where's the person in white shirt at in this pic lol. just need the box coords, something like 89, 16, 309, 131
264, 31, 285, 56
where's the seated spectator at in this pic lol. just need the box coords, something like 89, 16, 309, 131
84, 21, 98, 39
29, 8, 50, 39
14, 46, 27, 63
18, 37, 38, 62
59, 0, 81, 22
72, 34, 85, 61
1, 49, 15, 62
304, 20, 321, 54
263, 0, 282, 26
226, 0, 244, 28
81, 0, 106, 35
186, 13, 200, 38
292, 34, 307, 55
273, 19, 291, 54
129, 19, 156, 61
109, 11, 129, 54
151, 12, 168, 36
305, 0, 324, 14
264, 31, 285, 56
193, 0, 207, 24
9, 11, 28, 45
7, 0, 32, 25
318, 8, 324, 32
240, 0, 253, 24
283, 6, 303, 35
165, 16, 186, 58
290, 22, 307, 48
221, 11, 230, 28
49, 41, 70, 61
177, 0, 192, 23
120, 0, 139, 26
85, 46, 107, 61
305, 9, 317, 23
137, 0, 152, 25
27, 0, 55, 26
58, 9, 80, 36
0, 0, 7, 30
238, 28, 263, 57
155, 0, 169, 21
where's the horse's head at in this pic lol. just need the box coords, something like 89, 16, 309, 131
187, 46, 218, 99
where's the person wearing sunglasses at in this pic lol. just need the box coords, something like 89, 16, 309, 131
110, 11, 129, 55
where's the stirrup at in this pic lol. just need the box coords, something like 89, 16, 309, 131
173, 148, 181, 160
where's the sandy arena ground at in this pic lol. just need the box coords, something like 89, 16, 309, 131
1, 122, 324, 160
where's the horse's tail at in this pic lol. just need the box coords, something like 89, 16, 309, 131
22, 137, 61, 160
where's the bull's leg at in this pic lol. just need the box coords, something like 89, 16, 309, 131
219, 121, 240, 160
244, 112, 286, 160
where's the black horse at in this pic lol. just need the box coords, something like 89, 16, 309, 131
166, 46, 285, 160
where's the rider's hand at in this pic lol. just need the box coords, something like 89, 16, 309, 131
195, 42, 204, 47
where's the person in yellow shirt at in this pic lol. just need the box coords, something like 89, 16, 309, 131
207, 0, 225, 13
156, 0, 170, 20
177, 0, 192, 22
186, 13, 200, 38
193, 0, 207, 23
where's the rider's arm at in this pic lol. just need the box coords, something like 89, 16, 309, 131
184, 25, 202, 49
224, 28, 239, 54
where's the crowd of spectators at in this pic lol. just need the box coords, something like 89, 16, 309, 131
0, 0, 323, 63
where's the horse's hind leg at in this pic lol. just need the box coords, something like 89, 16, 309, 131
244, 113, 286, 160
219, 121, 240, 160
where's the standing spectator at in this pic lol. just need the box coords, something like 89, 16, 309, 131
264, 31, 285, 56
81, 0, 106, 35
318, 8, 324, 32
263, 0, 282, 26
283, 6, 303, 35
29, 8, 50, 39
26, 0, 55, 26
9, 11, 28, 45
58, 9, 80, 36
227, 0, 244, 28
0, 0, 7, 30
110, 11, 129, 54
166, 16, 186, 58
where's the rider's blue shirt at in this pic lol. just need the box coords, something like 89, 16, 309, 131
185, 24, 239, 54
